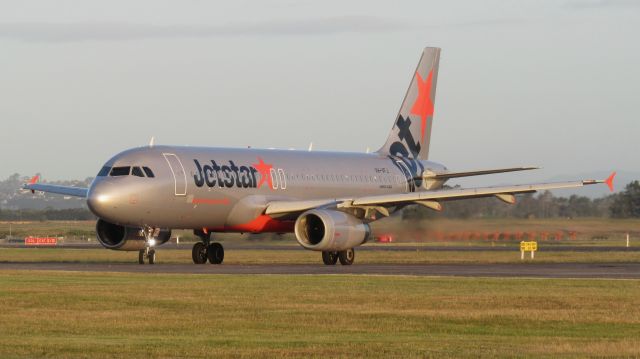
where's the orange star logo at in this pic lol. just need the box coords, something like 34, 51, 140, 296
410, 69, 434, 141
252, 157, 274, 189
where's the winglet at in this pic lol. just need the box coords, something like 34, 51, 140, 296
605, 171, 616, 192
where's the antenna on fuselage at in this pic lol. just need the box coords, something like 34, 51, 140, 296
149, 136, 155, 148
366, 147, 370, 153
308, 142, 313, 151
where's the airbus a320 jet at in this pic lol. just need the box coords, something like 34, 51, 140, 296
24, 47, 615, 265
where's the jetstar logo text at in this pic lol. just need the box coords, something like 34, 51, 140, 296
388, 115, 425, 192
193, 158, 274, 189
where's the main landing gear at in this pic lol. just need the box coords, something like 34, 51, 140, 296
192, 230, 225, 264
322, 248, 355, 265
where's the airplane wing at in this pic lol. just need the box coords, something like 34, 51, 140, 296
265, 173, 616, 217
22, 176, 88, 198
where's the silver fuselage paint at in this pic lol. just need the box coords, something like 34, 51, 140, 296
87, 145, 446, 230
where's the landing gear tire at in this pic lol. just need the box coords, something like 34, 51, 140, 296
207, 243, 224, 264
338, 248, 355, 265
322, 251, 339, 265
192, 242, 208, 264
138, 248, 157, 264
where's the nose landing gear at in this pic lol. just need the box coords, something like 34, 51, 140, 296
138, 227, 159, 265
192, 229, 225, 264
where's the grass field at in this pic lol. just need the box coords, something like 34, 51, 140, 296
2, 219, 640, 357
0, 271, 639, 358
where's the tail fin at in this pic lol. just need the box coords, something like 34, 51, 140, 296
377, 47, 441, 160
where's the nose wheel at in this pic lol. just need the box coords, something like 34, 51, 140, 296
138, 248, 156, 264
192, 230, 225, 264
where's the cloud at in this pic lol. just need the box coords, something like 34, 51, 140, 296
0, 16, 408, 43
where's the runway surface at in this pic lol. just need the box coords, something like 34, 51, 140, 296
1, 261, 639, 278
2, 242, 639, 252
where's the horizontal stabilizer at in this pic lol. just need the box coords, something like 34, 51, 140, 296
425, 166, 538, 180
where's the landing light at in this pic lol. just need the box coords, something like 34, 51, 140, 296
148, 239, 156, 247
96, 194, 110, 203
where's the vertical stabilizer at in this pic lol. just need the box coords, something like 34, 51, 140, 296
377, 47, 440, 160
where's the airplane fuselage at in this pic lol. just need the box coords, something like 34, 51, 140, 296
87, 145, 446, 231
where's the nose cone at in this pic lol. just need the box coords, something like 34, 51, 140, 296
87, 179, 121, 221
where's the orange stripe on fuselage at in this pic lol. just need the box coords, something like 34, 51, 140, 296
209, 215, 294, 233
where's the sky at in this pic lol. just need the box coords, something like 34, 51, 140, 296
0, 0, 638, 186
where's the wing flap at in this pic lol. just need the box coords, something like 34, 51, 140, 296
353, 180, 599, 206
265, 199, 338, 216
425, 166, 538, 180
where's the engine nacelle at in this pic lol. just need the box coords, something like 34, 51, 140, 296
95, 219, 171, 251
294, 209, 370, 251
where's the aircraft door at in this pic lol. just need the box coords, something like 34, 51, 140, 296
163, 153, 187, 196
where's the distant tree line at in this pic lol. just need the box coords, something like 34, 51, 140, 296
403, 181, 640, 220
0, 208, 95, 221
609, 181, 640, 218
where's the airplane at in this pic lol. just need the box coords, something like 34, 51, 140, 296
23, 47, 616, 265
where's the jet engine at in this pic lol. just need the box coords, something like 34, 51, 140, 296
95, 219, 171, 251
294, 209, 370, 251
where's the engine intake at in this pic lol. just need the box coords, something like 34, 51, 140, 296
96, 219, 171, 251
294, 209, 370, 251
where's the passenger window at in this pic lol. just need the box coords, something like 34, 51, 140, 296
143, 167, 155, 178
132, 167, 145, 177
97, 166, 111, 177
110, 166, 131, 176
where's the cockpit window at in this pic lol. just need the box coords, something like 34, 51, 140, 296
142, 167, 155, 178
131, 167, 145, 177
110, 166, 131, 176
97, 166, 111, 177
